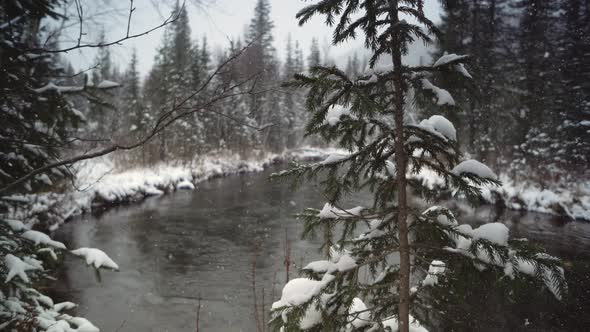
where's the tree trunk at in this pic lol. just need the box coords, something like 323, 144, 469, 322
388, 1, 410, 331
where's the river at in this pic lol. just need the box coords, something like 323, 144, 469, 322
50, 167, 590, 331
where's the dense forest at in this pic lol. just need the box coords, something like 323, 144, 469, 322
59, 1, 333, 166
422, 0, 590, 183
2, 0, 588, 196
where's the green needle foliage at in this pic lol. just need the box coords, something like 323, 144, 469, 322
271, 1, 567, 331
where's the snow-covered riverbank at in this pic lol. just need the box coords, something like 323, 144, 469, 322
2, 147, 588, 233
0, 147, 350, 231
411, 168, 590, 221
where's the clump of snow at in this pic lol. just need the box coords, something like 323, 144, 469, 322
21, 230, 66, 249
452, 160, 497, 180
417, 115, 457, 141
61, 315, 100, 332
422, 260, 446, 287
442, 220, 565, 300
348, 297, 371, 329
320, 153, 350, 165
71, 247, 119, 270
454, 63, 472, 79
2, 218, 28, 231
38, 247, 58, 260
303, 253, 357, 274
355, 219, 387, 241
358, 74, 379, 85
176, 179, 195, 190
33, 82, 84, 94
54, 301, 77, 312
319, 203, 364, 219
378, 314, 429, 332
96, 80, 120, 89
433, 52, 469, 67
472, 222, 509, 246
272, 274, 335, 330
421, 79, 456, 106
144, 186, 164, 196
286, 146, 351, 161
5, 254, 39, 282
324, 104, 351, 126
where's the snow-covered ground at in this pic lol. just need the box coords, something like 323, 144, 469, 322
1, 147, 349, 231
2, 152, 279, 230
408, 167, 590, 221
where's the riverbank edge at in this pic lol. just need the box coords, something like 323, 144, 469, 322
2, 147, 589, 235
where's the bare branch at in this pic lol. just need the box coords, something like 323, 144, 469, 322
126, 0, 135, 38
26, 1, 185, 54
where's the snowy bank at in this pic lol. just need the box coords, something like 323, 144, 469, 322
412, 169, 590, 221
1, 148, 340, 230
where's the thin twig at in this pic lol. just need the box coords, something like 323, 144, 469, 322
126, 0, 135, 38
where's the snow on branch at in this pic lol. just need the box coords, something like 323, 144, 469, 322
421, 78, 456, 106
433, 52, 469, 67
318, 203, 364, 219
324, 104, 351, 126
21, 230, 67, 249
417, 115, 457, 141
4, 254, 39, 282
33, 80, 121, 94
451, 159, 497, 180
71, 247, 119, 270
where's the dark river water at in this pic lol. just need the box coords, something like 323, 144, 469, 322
50, 167, 590, 331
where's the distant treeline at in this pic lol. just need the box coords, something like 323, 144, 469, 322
67, 0, 371, 165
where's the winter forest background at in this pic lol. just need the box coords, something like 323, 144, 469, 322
4, 0, 587, 184
1, 0, 589, 331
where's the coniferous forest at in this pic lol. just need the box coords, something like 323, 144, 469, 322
1, 0, 589, 331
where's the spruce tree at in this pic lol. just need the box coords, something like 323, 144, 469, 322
0, 0, 83, 193
272, 1, 567, 331
245, 0, 283, 152
308, 37, 322, 69
120, 48, 145, 163
88, 30, 115, 137
283, 34, 298, 149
